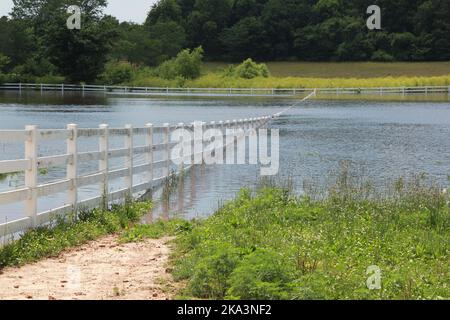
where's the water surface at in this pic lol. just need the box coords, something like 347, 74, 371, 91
1, 91, 449, 222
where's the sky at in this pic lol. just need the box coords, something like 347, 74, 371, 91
0, 0, 158, 23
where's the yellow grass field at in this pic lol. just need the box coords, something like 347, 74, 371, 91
129, 62, 450, 89
204, 61, 450, 78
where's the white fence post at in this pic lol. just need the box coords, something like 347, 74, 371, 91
219, 121, 224, 145
67, 124, 78, 216
145, 123, 154, 186
125, 124, 133, 197
163, 123, 170, 178
178, 122, 185, 173
25, 125, 38, 228
99, 124, 109, 208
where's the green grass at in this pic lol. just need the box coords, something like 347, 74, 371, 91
128, 61, 450, 89
204, 62, 450, 78
0, 201, 151, 269
119, 218, 192, 243
129, 72, 450, 90
123, 170, 449, 300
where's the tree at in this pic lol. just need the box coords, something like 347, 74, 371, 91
148, 21, 187, 61
11, 0, 116, 83
220, 17, 269, 61
0, 54, 11, 72
0, 17, 35, 70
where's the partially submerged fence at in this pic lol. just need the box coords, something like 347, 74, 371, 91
1, 83, 449, 97
0, 117, 272, 242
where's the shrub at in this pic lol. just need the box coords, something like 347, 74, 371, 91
234, 58, 270, 79
156, 46, 204, 81
227, 249, 294, 300
371, 50, 394, 62
101, 61, 135, 85
188, 242, 242, 299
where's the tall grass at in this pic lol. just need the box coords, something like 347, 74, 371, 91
128, 71, 450, 89
163, 167, 449, 300
186, 74, 450, 89
204, 62, 450, 78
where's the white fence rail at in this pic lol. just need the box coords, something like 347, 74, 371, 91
0, 116, 272, 241
1, 83, 449, 97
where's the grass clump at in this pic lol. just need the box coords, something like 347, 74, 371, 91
170, 176, 449, 300
0, 201, 151, 269
120, 218, 193, 243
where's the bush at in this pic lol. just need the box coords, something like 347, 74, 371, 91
188, 242, 242, 299
371, 50, 394, 62
101, 61, 135, 85
234, 58, 270, 79
227, 249, 294, 300
156, 46, 204, 81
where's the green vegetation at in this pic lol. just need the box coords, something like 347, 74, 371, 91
223, 59, 270, 79
204, 62, 450, 78
143, 0, 450, 62
0, 201, 151, 269
101, 61, 136, 85
1, 1, 450, 84
155, 47, 204, 80
119, 219, 192, 243
123, 171, 449, 300
127, 69, 450, 89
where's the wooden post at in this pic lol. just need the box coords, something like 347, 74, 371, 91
99, 124, 109, 208
125, 124, 133, 197
163, 123, 170, 178
145, 123, 154, 186
25, 125, 38, 228
67, 124, 78, 216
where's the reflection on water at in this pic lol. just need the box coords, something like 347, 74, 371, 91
1, 91, 450, 222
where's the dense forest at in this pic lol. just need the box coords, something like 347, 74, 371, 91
142, 0, 450, 62
0, 0, 449, 83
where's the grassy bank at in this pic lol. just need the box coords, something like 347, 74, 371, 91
125, 61, 450, 89
204, 62, 450, 78
129, 72, 450, 90
0, 201, 151, 269
125, 176, 449, 300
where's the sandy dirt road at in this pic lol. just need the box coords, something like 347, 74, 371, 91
0, 235, 177, 300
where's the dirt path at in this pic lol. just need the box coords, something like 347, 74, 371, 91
0, 236, 177, 300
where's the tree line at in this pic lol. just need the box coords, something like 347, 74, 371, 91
0, 0, 449, 84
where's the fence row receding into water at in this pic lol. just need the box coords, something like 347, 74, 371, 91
0, 117, 273, 242
1, 83, 449, 97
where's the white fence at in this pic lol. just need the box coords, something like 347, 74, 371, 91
0, 117, 272, 241
1, 83, 449, 97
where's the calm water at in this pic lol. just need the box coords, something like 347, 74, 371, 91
1, 91, 450, 222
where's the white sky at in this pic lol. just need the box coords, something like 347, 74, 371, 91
0, 0, 158, 23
